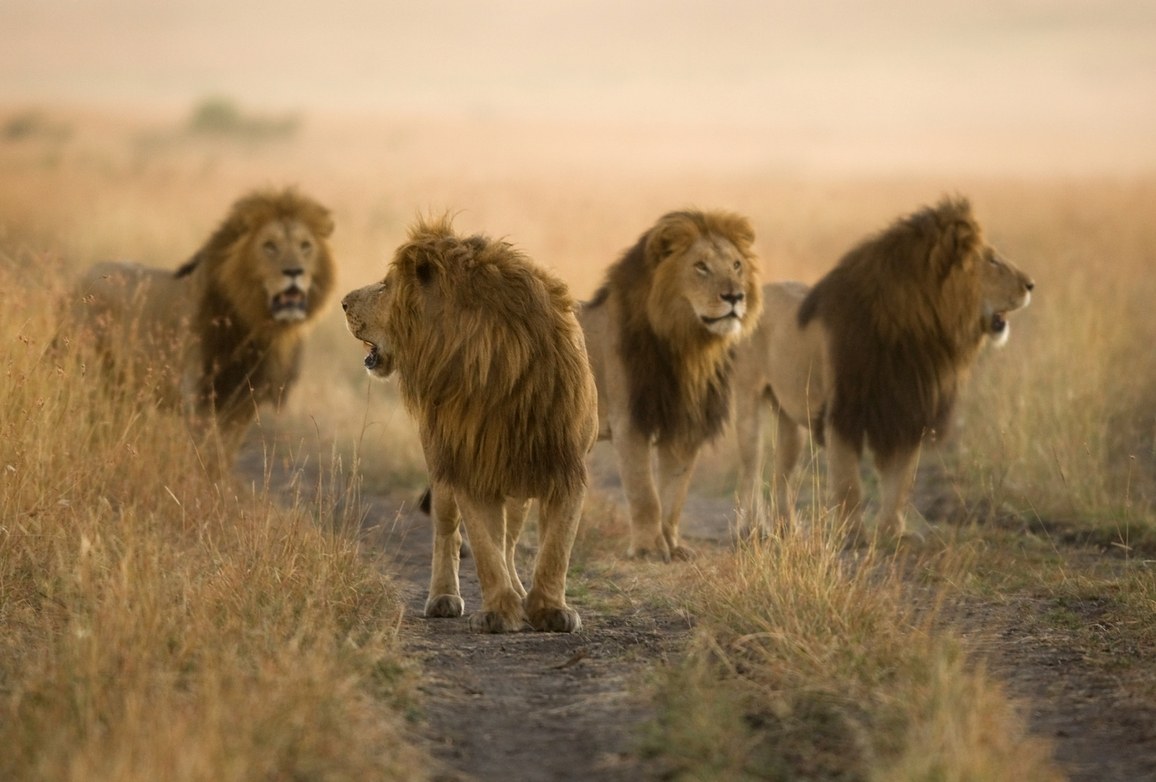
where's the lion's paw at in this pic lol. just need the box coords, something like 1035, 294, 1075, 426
527, 605, 582, 633
468, 610, 528, 634
627, 535, 672, 563
669, 544, 697, 562
425, 594, 465, 618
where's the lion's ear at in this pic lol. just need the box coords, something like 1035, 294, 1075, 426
310, 206, 335, 239
933, 199, 981, 274
644, 213, 695, 266
415, 258, 436, 286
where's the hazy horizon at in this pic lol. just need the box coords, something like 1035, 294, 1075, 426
3, 0, 1155, 174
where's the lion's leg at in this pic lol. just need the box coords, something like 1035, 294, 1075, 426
455, 493, 527, 633
825, 433, 866, 543
873, 446, 923, 540
425, 482, 466, 619
612, 427, 669, 561
733, 389, 765, 540
656, 444, 699, 562
524, 484, 584, 633
504, 497, 531, 599
770, 409, 803, 531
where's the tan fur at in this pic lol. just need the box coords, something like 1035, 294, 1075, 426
62, 188, 336, 459
342, 216, 597, 633
580, 210, 762, 560
733, 197, 1034, 540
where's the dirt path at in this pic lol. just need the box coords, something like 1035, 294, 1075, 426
255, 443, 1156, 781
364, 490, 701, 782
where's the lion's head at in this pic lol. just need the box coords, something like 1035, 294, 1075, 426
174, 188, 337, 423
798, 196, 1033, 461
176, 188, 336, 330
588, 210, 762, 452
342, 216, 597, 503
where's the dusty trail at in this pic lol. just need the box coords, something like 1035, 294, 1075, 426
365, 491, 699, 782
256, 445, 1156, 781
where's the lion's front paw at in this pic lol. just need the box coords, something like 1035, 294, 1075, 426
669, 543, 696, 562
425, 594, 465, 618
468, 610, 528, 634
527, 605, 582, 633
627, 534, 671, 563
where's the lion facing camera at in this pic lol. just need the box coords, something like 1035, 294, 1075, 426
580, 210, 762, 561
61, 187, 336, 460
342, 217, 598, 633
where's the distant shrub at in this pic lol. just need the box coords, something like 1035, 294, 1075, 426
2, 111, 71, 142
185, 96, 299, 140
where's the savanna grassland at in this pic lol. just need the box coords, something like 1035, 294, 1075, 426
2, 104, 1155, 780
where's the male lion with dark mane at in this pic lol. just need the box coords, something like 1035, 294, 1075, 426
733, 197, 1034, 541
581, 210, 762, 561
62, 188, 336, 459
342, 217, 597, 633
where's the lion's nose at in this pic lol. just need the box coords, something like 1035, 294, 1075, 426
283, 267, 304, 279
721, 291, 744, 305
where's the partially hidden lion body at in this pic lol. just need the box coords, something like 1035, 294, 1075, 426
733, 197, 1034, 540
342, 217, 597, 633
63, 188, 336, 459
580, 210, 762, 560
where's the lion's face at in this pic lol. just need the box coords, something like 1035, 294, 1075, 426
341, 276, 396, 379
979, 247, 1034, 347
247, 218, 324, 323
647, 227, 761, 345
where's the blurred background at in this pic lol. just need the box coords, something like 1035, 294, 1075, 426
3, 0, 1154, 175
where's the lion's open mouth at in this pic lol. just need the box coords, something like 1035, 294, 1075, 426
989, 312, 1008, 335
271, 287, 309, 321
362, 340, 381, 370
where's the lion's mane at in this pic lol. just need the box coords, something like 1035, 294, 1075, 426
178, 188, 336, 422
593, 210, 760, 454
388, 217, 596, 503
797, 196, 987, 461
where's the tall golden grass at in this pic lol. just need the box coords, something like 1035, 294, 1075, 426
0, 246, 425, 779
641, 519, 1063, 780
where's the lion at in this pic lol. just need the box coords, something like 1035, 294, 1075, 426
342, 217, 598, 634
62, 187, 336, 458
732, 197, 1034, 541
580, 210, 762, 561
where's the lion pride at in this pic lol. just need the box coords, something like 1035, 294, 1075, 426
733, 197, 1034, 541
62, 188, 336, 459
580, 210, 762, 561
342, 217, 597, 633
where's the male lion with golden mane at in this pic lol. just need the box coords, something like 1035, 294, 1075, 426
62, 188, 336, 459
733, 197, 1034, 541
342, 217, 598, 634
580, 210, 762, 561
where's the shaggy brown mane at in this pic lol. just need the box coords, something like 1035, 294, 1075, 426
601, 210, 756, 453
188, 188, 335, 423
798, 197, 985, 461
390, 216, 593, 504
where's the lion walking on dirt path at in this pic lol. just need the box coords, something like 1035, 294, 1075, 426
343, 217, 598, 633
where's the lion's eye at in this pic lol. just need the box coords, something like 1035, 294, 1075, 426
263, 241, 278, 258
694, 261, 709, 276
733, 260, 742, 271
300, 241, 313, 256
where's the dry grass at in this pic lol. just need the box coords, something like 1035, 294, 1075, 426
645, 526, 1062, 781
0, 246, 425, 779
